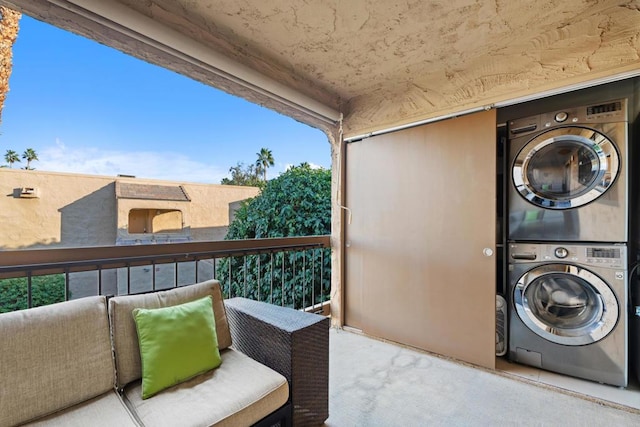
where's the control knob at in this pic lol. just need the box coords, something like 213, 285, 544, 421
554, 247, 569, 259
555, 112, 568, 122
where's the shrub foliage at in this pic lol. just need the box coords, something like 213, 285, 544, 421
0, 274, 66, 313
218, 164, 331, 308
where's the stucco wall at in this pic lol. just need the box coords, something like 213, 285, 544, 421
183, 182, 258, 241
0, 169, 117, 249
0, 169, 259, 250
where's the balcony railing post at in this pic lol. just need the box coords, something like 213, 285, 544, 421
174, 258, 179, 288
281, 253, 285, 307
65, 269, 70, 302
228, 256, 232, 298
302, 250, 307, 309
153, 261, 157, 290
27, 272, 32, 309
129, 265, 134, 294
243, 255, 247, 298
292, 252, 296, 309
269, 252, 274, 305
312, 248, 316, 309
97, 266, 102, 295
321, 248, 325, 303
257, 254, 261, 302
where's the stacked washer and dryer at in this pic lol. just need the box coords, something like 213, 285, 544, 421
506, 99, 629, 387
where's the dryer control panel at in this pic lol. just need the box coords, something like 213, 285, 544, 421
509, 243, 626, 269
508, 98, 628, 138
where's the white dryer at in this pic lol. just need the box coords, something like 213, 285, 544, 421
508, 242, 627, 387
508, 99, 628, 242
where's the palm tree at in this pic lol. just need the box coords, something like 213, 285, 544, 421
22, 148, 38, 170
0, 7, 21, 125
4, 149, 19, 167
255, 148, 274, 182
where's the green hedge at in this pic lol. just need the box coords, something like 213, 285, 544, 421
218, 164, 331, 309
0, 275, 66, 313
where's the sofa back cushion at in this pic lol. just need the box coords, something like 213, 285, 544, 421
0, 296, 115, 426
108, 280, 231, 388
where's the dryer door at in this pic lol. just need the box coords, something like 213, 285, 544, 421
513, 264, 619, 346
512, 127, 619, 209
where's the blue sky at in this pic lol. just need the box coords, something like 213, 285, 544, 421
0, 15, 330, 183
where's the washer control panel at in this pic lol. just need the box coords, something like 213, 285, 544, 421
508, 98, 627, 138
509, 243, 626, 268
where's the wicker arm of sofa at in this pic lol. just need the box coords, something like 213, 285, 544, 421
224, 298, 329, 427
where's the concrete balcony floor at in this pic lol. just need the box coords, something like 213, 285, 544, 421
325, 329, 640, 426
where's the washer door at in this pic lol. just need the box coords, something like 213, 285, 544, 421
512, 127, 619, 209
513, 264, 619, 346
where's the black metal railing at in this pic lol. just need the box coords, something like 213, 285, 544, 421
0, 236, 331, 314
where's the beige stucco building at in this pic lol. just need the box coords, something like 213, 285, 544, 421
0, 168, 259, 250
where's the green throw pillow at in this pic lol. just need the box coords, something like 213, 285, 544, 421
132, 295, 222, 399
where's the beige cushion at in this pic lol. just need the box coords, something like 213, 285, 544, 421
109, 280, 232, 388
122, 348, 289, 427
0, 296, 115, 427
24, 391, 140, 427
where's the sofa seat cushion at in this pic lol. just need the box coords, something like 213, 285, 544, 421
109, 280, 232, 389
24, 391, 140, 427
0, 296, 116, 427
122, 348, 289, 427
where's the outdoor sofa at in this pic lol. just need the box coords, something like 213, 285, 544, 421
0, 279, 329, 426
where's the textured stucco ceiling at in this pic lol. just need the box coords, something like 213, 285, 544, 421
4, 0, 640, 136
115, 0, 640, 135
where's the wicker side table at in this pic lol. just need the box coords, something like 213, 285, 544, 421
225, 298, 329, 427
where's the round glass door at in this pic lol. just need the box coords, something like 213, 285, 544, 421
513, 264, 619, 346
512, 127, 619, 209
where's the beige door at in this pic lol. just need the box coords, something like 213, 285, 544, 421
344, 110, 496, 369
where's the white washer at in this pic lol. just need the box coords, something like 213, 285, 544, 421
508, 242, 627, 387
